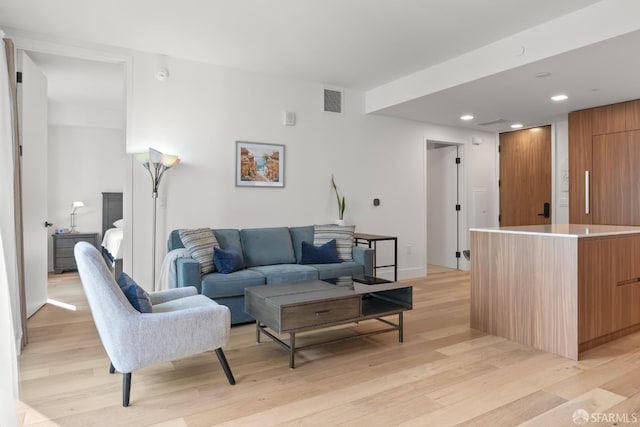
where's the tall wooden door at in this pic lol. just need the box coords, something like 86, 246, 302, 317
499, 125, 552, 226
592, 130, 640, 225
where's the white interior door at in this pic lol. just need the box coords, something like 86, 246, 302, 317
19, 51, 49, 317
427, 143, 459, 269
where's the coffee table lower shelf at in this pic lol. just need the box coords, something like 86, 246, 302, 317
255, 312, 405, 369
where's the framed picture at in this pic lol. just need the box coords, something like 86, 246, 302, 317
235, 141, 285, 187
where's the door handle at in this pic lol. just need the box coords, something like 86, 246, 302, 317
585, 170, 590, 214
44, 221, 53, 227
537, 202, 550, 218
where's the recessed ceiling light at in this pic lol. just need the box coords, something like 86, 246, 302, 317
551, 94, 568, 101
511, 123, 523, 129
535, 72, 552, 78
460, 115, 474, 121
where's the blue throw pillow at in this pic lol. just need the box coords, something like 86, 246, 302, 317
213, 247, 245, 274
117, 272, 153, 313
300, 239, 340, 264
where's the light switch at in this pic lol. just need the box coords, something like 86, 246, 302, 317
283, 111, 296, 126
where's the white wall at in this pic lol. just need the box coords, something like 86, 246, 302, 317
553, 115, 570, 224
47, 102, 126, 271
125, 52, 498, 286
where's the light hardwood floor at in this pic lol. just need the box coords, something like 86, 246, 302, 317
16, 270, 640, 426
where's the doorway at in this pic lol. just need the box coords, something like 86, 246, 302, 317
17, 46, 128, 313
427, 140, 464, 270
499, 125, 552, 226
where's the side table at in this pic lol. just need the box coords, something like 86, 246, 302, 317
52, 232, 98, 273
353, 233, 398, 282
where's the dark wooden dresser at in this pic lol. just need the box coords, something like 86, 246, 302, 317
52, 232, 98, 273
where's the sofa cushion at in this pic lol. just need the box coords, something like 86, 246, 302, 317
213, 247, 245, 274
179, 228, 219, 274
117, 272, 152, 313
300, 239, 340, 264
312, 261, 364, 280
314, 224, 355, 261
213, 229, 243, 253
168, 230, 185, 251
201, 269, 266, 299
249, 264, 318, 284
289, 225, 314, 263
240, 227, 296, 267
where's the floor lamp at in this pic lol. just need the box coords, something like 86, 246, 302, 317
135, 148, 180, 290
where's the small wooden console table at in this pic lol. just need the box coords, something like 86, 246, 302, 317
354, 233, 398, 281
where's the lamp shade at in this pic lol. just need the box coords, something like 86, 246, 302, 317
72, 201, 84, 209
161, 154, 180, 167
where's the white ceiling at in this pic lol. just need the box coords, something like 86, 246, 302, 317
2, 0, 637, 132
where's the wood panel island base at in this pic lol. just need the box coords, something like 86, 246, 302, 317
470, 224, 640, 360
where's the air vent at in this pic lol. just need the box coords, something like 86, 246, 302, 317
477, 118, 510, 126
323, 88, 342, 113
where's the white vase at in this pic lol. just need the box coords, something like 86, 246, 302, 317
335, 219, 345, 226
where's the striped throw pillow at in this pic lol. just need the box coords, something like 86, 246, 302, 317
313, 224, 355, 261
178, 228, 219, 274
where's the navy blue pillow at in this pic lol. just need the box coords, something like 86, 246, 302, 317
213, 247, 245, 274
116, 272, 152, 313
300, 239, 340, 264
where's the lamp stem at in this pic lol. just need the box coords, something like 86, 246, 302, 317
152, 190, 158, 291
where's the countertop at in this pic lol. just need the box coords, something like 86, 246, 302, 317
469, 224, 640, 238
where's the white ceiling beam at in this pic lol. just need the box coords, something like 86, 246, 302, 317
365, 0, 640, 114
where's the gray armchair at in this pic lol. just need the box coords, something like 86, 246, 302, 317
74, 242, 235, 407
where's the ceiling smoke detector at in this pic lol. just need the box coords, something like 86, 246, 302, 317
156, 68, 170, 81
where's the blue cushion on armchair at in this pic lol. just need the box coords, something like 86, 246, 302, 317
214, 247, 245, 274
300, 239, 341, 264
116, 272, 152, 313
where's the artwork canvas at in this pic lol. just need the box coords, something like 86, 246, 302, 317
236, 141, 285, 187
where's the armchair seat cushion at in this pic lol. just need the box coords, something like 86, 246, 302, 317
249, 264, 318, 284
153, 294, 222, 313
201, 269, 266, 299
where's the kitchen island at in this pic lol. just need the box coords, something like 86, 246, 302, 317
470, 224, 640, 360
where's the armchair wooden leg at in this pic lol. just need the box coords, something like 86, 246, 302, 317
109, 362, 115, 374
123, 373, 132, 407
215, 348, 236, 385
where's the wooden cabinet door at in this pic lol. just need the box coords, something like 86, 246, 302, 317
499, 126, 551, 226
579, 236, 640, 344
592, 102, 626, 135
592, 130, 640, 225
569, 110, 593, 224
626, 100, 640, 131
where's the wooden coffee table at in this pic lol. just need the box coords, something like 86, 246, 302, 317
244, 279, 412, 368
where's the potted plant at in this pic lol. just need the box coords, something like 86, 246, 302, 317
331, 174, 346, 225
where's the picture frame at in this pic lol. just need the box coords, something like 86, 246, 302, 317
235, 141, 285, 187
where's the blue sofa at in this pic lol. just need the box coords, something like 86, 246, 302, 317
167, 226, 374, 324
